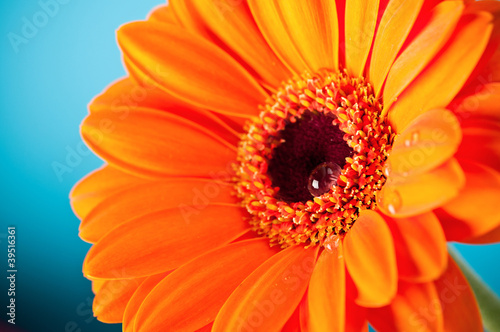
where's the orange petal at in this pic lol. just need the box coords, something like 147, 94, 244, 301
482, 43, 500, 82
212, 245, 319, 332
147, 5, 179, 25
379, 158, 465, 218
345, 274, 369, 331
195, 324, 213, 332
387, 109, 462, 177
70, 165, 146, 220
260, 0, 340, 73
456, 119, 500, 172
230, 230, 258, 243
434, 255, 482, 332
91, 279, 105, 294
436, 160, 500, 241
89, 77, 179, 113
454, 82, 500, 122
80, 178, 236, 243
189, 0, 291, 90
387, 10, 493, 132
385, 213, 447, 282
134, 239, 278, 332
92, 277, 146, 323
247, 0, 309, 74
117, 21, 267, 118
344, 210, 397, 307
282, 301, 301, 332
307, 245, 345, 332
345, 0, 380, 77
89, 77, 243, 146
459, 1, 500, 94
304, 277, 369, 332
383, 1, 464, 108
122, 272, 170, 332
299, 294, 312, 332
368, 281, 443, 332
83, 204, 249, 279
369, 0, 425, 95
345, 305, 368, 332
465, 223, 500, 244
81, 107, 236, 179
167, 0, 214, 42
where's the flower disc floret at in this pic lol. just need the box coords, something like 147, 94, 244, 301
235, 70, 395, 247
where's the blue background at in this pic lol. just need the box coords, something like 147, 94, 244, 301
0, 1, 499, 331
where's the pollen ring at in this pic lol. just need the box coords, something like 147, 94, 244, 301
234, 70, 395, 247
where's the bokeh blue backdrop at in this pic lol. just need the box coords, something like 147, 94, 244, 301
0, 1, 164, 331
0, 1, 499, 331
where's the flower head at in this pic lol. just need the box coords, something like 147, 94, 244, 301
71, 0, 500, 331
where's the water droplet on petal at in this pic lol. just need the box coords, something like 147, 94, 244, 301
324, 235, 340, 252
383, 162, 392, 177
378, 185, 402, 215
404, 131, 420, 147
308, 162, 342, 197
412, 131, 420, 143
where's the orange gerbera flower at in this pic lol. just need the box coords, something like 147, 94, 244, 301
71, 0, 500, 331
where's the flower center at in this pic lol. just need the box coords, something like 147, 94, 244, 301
234, 70, 395, 247
267, 111, 353, 203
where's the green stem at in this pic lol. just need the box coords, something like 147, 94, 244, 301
448, 244, 500, 332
